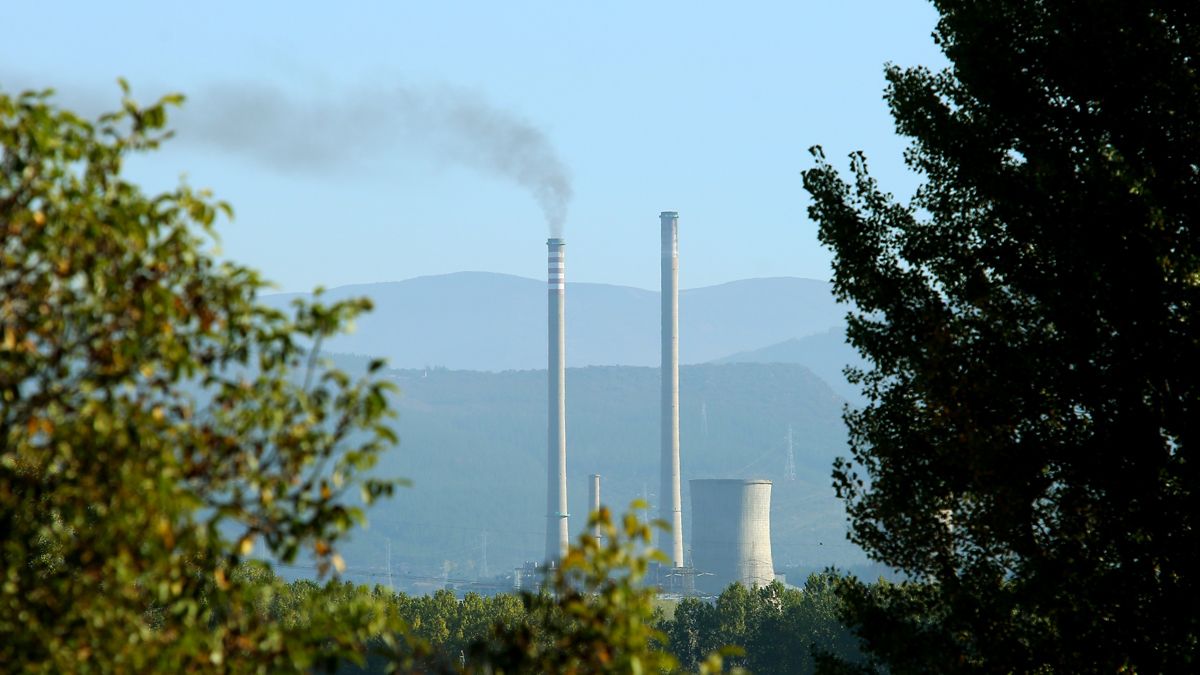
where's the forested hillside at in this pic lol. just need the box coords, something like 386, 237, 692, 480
328, 356, 862, 583
712, 326, 866, 404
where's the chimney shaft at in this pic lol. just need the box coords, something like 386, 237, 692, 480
660, 212, 684, 568
545, 238, 569, 563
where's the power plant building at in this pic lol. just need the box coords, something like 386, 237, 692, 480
689, 478, 775, 594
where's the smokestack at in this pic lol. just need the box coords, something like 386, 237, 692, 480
545, 238, 569, 563
589, 474, 602, 543
660, 211, 684, 568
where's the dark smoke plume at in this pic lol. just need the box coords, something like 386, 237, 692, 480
179, 82, 573, 235
0, 74, 572, 235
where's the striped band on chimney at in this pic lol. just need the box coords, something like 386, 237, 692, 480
548, 247, 565, 290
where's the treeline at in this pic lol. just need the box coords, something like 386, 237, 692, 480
234, 563, 862, 674
664, 576, 860, 673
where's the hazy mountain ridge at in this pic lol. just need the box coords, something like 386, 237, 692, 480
712, 327, 868, 405
264, 272, 848, 371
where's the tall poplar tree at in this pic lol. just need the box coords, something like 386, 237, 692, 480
803, 2, 1199, 671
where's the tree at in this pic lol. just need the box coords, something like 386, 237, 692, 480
663, 596, 720, 672
660, 575, 860, 674
803, 2, 1199, 671
466, 503, 731, 674
1, 85, 402, 671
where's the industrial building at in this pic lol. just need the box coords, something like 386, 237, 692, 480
540, 213, 778, 595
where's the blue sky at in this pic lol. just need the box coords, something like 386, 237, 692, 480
3, 1, 945, 292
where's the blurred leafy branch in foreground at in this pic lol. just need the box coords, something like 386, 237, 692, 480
1, 83, 401, 671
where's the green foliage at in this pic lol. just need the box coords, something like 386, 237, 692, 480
803, 1, 1199, 671
466, 502, 707, 674
0, 86, 402, 670
250, 505, 741, 673
663, 575, 860, 674
229, 519, 863, 674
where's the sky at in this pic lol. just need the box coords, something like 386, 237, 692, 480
2, 1, 946, 292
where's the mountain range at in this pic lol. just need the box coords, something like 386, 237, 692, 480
264, 272, 855, 373
712, 327, 868, 404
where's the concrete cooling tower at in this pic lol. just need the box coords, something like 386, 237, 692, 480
689, 479, 775, 594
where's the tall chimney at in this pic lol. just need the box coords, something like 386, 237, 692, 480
589, 474, 602, 543
545, 238, 569, 563
660, 211, 684, 568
